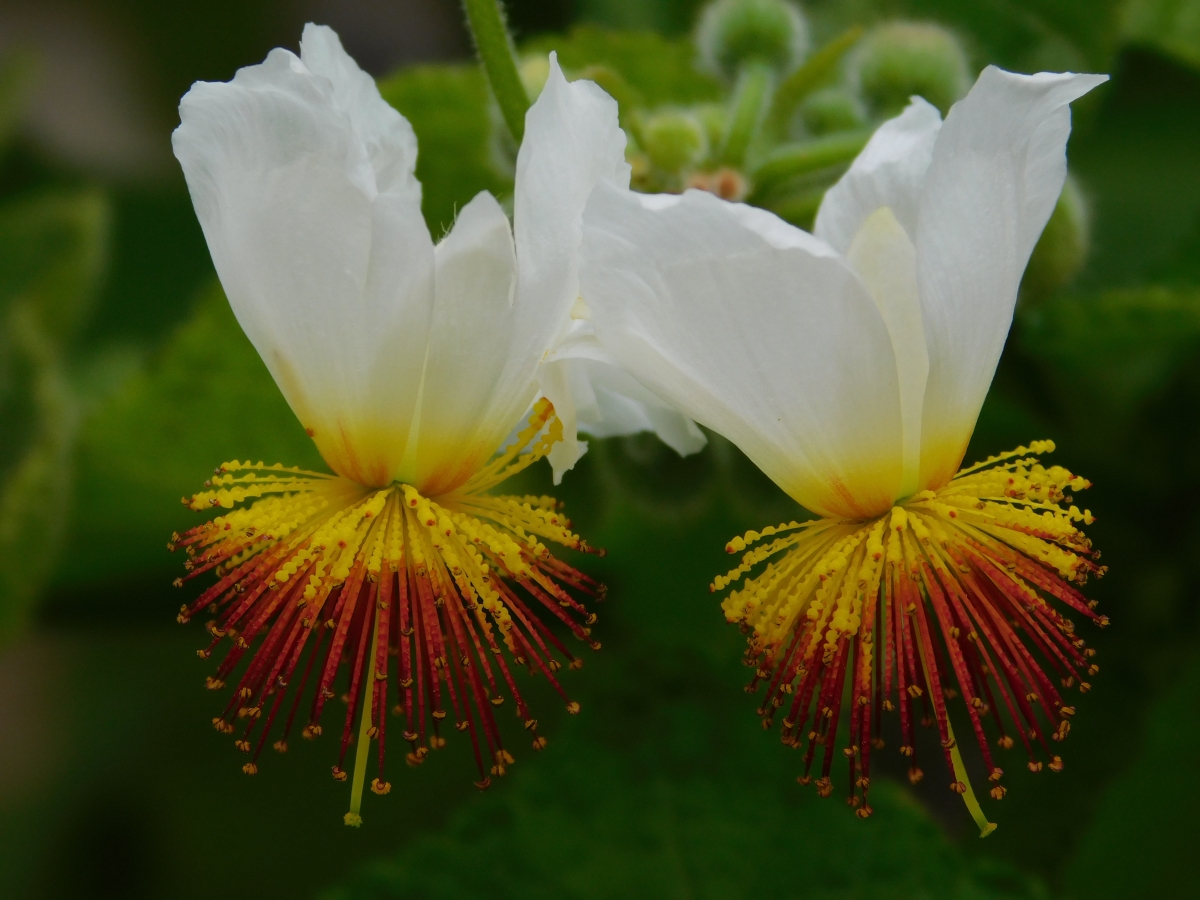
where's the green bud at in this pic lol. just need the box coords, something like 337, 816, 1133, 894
798, 86, 867, 136
850, 22, 970, 117
1022, 174, 1090, 303
694, 103, 729, 153
640, 110, 708, 174
696, 0, 810, 81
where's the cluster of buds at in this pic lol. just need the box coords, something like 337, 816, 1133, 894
485, 0, 1089, 286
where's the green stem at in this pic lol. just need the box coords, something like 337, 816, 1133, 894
344, 611, 382, 828
766, 26, 864, 139
758, 189, 825, 230
747, 128, 872, 204
720, 62, 775, 168
462, 0, 530, 143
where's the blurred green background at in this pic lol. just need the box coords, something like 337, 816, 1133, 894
2, 0, 1200, 897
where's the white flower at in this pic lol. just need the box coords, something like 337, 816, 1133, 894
172, 23, 699, 493
579, 66, 1106, 519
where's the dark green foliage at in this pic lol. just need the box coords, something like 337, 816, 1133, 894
63, 284, 320, 586
3, 4, 1200, 900
1123, 0, 1200, 71
378, 65, 513, 236
0, 189, 109, 639
323, 734, 1042, 900
1062, 650, 1200, 900
524, 25, 724, 106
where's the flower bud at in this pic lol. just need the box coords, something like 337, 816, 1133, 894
640, 109, 708, 174
798, 86, 867, 136
849, 22, 970, 117
1022, 173, 1090, 302
695, 103, 729, 151
696, 0, 810, 81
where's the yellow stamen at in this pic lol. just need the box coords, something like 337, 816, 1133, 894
173, 402, 603, 821
715, 442, 1105, 829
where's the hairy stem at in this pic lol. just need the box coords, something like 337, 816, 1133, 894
462, 0, 530, 143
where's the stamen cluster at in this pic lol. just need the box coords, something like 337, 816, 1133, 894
171, 402, 603, 824
715, 442, 1106, 834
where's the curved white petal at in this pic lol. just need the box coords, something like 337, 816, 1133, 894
914, 67, 1107, 489
582, 185, 903, 519
539, 324, 707, 482
847, 207, 927, 498
814, 97, 942, 255
414, 191, 518, 495
172, 24, 434, 487
570, 357, 708, 454
480, 54, 632, 445
298, 23, 419, 194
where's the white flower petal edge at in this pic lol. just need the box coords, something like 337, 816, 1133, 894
845, 206, 927, 498
173, 23, 433, 487
814, 100, 938, 495
505, 52, 633, 482
541, 321, 707, 462
176, 32, 701, 494
582, 66, 1105, 520
414, 190, 518, 494
581, 185, 904, 519
509, 55, 638, 479
913, 67, 1107, 490
417, 53, 701, 489
814, 97, 942, 256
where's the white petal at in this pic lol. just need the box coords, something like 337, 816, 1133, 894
582, 184, 903, 519
569, 357, 708, 454
299, 23, 419, 196
814, 97, 942, 255
914, 67, 1107, 489
846, 206, 927, 498
539, 326, 707, 482
493, 54, 631, 428
413, 191, 519, 494
538, 360, 589, 482
172, 27, 434, 486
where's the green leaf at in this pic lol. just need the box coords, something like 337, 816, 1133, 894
1019, 286, 1200, 417
1122, 0, 1200, 71
0, 188, 110, 638
321, 717, 1044, 900
767, 25, 865, 138
748, 128, 871, 202
0, 48, 37, 149
524, 25, 723, 108
0, 189, 111, 342
377, 64, 512, 237
808, 0, 1127, 73
1061, 650, 1200, 899
60, 281, 322, 586
0, 304, 76, 641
